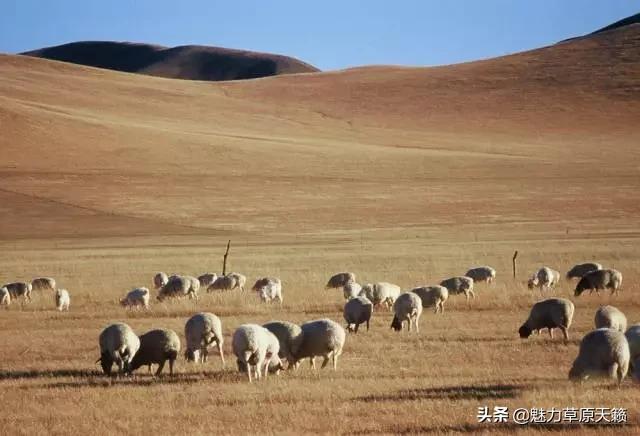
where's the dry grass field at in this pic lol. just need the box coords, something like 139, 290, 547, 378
1, 22, 640, 435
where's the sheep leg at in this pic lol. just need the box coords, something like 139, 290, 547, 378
155, 360, 166, 376
415, 318, 419, 334
247, 364, 253, 383
354, 323, 360, 334
310, 357, 316, 370
366, 319, 370, 331
560, 327, 569, 343
218, 343, 225, 368
548, 328, 553, 339
168, 358, 175, 376
320, 355, 330, 369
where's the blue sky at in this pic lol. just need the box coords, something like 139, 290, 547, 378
1, 1, 637, 70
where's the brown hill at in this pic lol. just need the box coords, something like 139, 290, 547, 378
1, 23, 639, 240
21, 41, 319, 81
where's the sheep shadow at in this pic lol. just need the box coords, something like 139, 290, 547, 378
355, 383, 528, 403
0, 368, 99, 380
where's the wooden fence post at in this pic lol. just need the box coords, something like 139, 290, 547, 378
512, 250, 518, 280
222, 240, 231, 275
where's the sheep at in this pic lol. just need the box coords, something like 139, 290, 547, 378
97, 323, 140, 376
343, 281, 363, 300
410, 286, 448, 314
518, 298, 574, 342
292, 319, 346, 371
153, 272, 169, 290
120, 287, 150, 310
54, 288, 70, 311
0, 287, 10, 308
198, 273, 218, 288
574, 269, 623, 297
31, 277, 56, 292
594, 305, 627, 332
227, 272, 247, 291
361, 282, 401, 309
439, 276, 475, 301
343, 296, 373, 333
465, 266, 496, 284
184, 275, 200, 300
157, 275, 192, 302
3, 282, 32, 304
326, 272, 356, 289
391, 292, 423, 333
569, 328, 630, 385
624, 324, 640, 367
566, 262, 603, 280
263, 320, 304, 367
527, 267, 561, 292
129, 329, 181, 376
184, 312, 225, 366
251, 277, 283, 303
232, 324, 284, 382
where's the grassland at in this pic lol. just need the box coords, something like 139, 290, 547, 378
1, 22, 640, 435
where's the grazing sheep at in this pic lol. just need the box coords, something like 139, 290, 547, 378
625, 324, 640, 366
566, 262, 603, 280
97, 323, 140, 376
3, 282, 32, 304
130, 329, 181, 376
227, 272, 247, 291
232, 324, 284, 382
157, 275, 192, 302
326, 272, 356, 289
343, 281, 363, 300
31, 277, 56, 292
292, 319, 346, 371
574, 269, 623, 297
197, 273, 218, 288
527, 267, 561, 292
439, 276, 475, 301
54, 288, 70, 311
465, 266, 496, 284
391, 292, 423, 333
252, 277, 283, 303
343, 296, 373, 333
153, 272, 169, 290
184, 312, 225, 366
263, 321, 304, 366
569, 328, 630, 385
0, 287, 10, 308
120, 287, 150, 310
184, 275, 200, 300
361, 282, 401, 309
518, 298, 574, 342
411, 286, 448, 314
594, 305, 627, 332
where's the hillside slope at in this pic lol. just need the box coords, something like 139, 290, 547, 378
21, 41, 319, 81
1, 24, 639, 240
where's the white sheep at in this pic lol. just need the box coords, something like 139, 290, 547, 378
3, 282, 32, 304
361, 282, 401, 309
54, 288, 70, 311
120, 287, 150, 310
207, 273, 245, 292
31, 277, 56, 292
251, 277, 283, 303
527, 267, 561, 292
157, 275, 192, 302
575, 269, 623, 296
343, 281, 363, 300
566, 262, 603, 280
232, 324, 284, 382
518, 298, 574, 342
411, 286, 448, 313
326, 272, 356, 289
263, 320, 304, 367
184, 312, 225, 367
625, 324, 640, 368
292, 319, 346, 371
391, 292, 423, 333
227, 272, 247, 291
129, 329, 181, 376
184, 275, 200, 300
439, 276, 475, 302
153, 272, 169, 290
594, 305, 627, 332
569, 328, 630, 385
343, 296, 373, 333
465, 266, 496, 284
97, 323, 140, 376
198, 273, 218, 288
0, 287, 10, 308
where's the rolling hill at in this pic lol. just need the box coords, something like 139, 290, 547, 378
1, 18, 639, 241
21, 41, 319, 81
